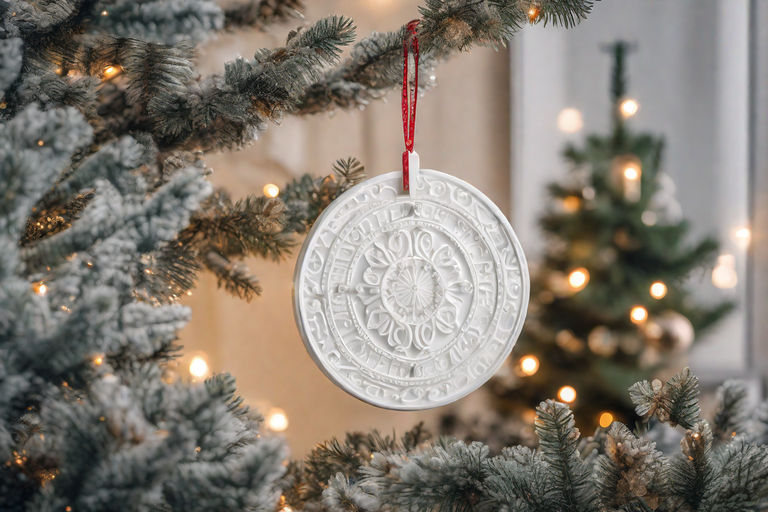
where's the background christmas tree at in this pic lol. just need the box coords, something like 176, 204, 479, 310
0, 0, 600, 509
486, 41, 734, 432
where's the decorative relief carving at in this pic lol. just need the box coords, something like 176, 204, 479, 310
294, 170, 529, 410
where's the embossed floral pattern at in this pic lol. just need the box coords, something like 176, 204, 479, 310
295, 170, 528, 409
357, 228, 473, 355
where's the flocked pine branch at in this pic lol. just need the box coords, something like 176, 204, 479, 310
143, 156, 365, 302
629, 367, 701, 429
1, 0, 593, 298
280, 368, 768, 512
0, 104, 288, 509
534, 400, 596, 511
1, 0, 595, 154
296, 0, 596, 114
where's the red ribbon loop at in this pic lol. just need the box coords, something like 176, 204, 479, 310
402, 19, 419, 192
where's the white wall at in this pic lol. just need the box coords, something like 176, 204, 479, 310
511, 0, 751, 377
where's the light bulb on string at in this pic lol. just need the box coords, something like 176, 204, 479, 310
103, 65, 121, 80
266, 408, 289, 432
519, 355, 539, 376
623, 162, 641, 181
32, 281, 48, 296
527, 4, 540, 22
557, 385, 577, 403
630, 305, 648, 324
612, 155, 642, 202
279, 495, 293, 512
598, 411, 614, 428
733, 227, 751, 249
92, 354, 104, 366
649, 281, 667, 300
188, 354, 210, 380
567, 268, 589, 292
561, 195, 581, 213
619, 98, 639, 118
263, 183, 280, 198
712, 254, 738, 289
557, 108, 583, 133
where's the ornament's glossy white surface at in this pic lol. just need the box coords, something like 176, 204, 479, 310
293, 169, 529, 410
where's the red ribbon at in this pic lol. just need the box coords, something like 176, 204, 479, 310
402, 20, 419, 192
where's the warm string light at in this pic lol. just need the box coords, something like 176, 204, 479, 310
279, 495, 293, 512
32, 281, 48, 296
712, 254, 738, 289
619, 98, 639, 118
649, 281, 667, 300
598, 411, 614, 428
733, 226, 751, 249
527, 5, 540, 22
623, 162, 641, 181
266, 408, 289, 432
567, 268, 589, 292
37, 139, 44, 147
557, 385, 577, 403
557, 108, 583, 133
561, 195, 581, 213
101, 9, 108, 15
263, 183, 280, 198
103, 65, 121, 80
519, 355, 540, 376
629, 305, 648, 324
613, 156, 642, 202
92, 354, 104, 366
188, 355, 210, 379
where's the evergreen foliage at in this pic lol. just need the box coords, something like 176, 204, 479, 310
0, 0, 597, 509
488, 41, 733, 430
286, 369, 768, 511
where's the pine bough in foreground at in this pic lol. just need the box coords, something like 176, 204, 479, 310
291, 368, 768, 512
0, 102, 366, 510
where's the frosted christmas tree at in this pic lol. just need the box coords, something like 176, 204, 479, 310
1, 2, 765, 510
489, 41, 733, 430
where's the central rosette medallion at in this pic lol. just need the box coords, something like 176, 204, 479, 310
381, 257, 444, 325
356, 227, 473, 356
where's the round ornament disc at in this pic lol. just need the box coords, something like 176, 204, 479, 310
293, 169, 529, 410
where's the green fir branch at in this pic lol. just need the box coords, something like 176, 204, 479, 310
535, 400, 596, 511
630, 368, 701, 429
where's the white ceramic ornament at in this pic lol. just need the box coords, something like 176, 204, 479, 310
293, 154, 529, 410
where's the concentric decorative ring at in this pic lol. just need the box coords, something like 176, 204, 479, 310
293, 169, 529, 410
